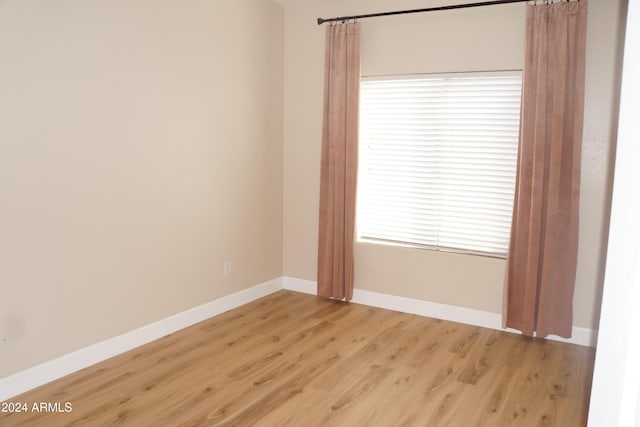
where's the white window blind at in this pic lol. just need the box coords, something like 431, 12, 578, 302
357, 71, 522, 257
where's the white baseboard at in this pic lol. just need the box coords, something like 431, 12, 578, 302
0, 274, 596, 401
0, 277, 283, 401
282, 276, 597, 348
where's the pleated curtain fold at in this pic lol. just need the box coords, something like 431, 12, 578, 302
317, 23, 360, 301
503, 0, 588, 338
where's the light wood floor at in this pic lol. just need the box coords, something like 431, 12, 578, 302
1, 291, 595, 426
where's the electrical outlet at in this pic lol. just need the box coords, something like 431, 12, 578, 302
224, 261, 232, 279
0, 333, 8, 350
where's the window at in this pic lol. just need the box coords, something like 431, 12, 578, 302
357, 71, 522, 257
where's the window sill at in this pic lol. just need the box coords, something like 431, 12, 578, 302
356, 237, 508, 260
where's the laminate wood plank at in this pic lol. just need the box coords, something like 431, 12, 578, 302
370, 316, 448, 369
218, 353, 342, 427
0, 290, 595, 427
311, 316, 414, 392
458, 335, 528, 425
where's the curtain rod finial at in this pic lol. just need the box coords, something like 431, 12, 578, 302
317, 17, 324, 25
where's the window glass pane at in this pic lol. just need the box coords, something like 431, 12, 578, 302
357, 71, 522, 257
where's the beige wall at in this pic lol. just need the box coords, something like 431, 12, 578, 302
0, 0, 284, 377
283, 0, 624, 329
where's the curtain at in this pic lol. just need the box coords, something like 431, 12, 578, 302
503, 0, 588, 338
317, 23, 360, 301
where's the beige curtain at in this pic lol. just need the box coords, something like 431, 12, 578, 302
317, 23, 360, 301
503, 0, 588, 338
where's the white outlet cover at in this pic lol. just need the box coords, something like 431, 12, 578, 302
0, 334, 8, 350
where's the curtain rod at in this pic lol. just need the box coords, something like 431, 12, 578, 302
317, 0, 532, 25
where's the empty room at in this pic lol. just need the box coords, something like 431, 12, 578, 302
1, 0, 638, 426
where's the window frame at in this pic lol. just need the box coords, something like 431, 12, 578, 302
356, 70, 523, 259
